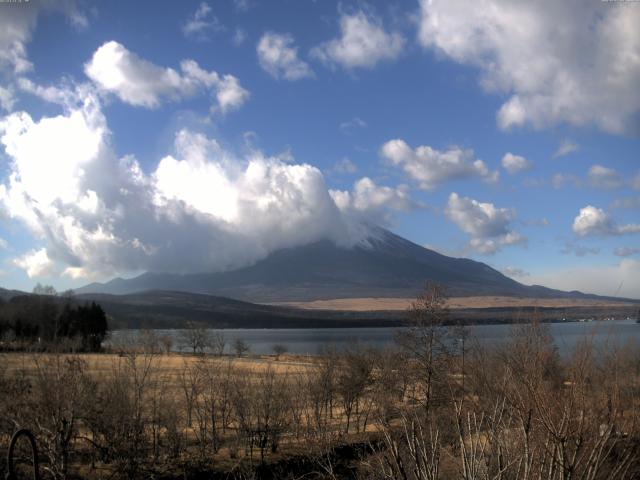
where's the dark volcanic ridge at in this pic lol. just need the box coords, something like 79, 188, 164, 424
76, 227, 629, 303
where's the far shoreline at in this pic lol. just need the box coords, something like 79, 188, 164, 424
110, 316, 640, 330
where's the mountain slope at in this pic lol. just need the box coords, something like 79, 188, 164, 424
0, 287, 26, 301
77, 227, 608, 302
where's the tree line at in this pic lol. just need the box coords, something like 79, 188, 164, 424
0, 285, 108, 352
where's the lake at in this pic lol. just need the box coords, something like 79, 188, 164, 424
109, 319, 640, 356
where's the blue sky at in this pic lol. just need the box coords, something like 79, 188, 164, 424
0, 0, 638, 297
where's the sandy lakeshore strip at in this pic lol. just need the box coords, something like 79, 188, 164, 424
270, 296, 637, 312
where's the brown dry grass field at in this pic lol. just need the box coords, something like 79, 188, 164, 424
1, 351, 317, 378
0, 351, 353, 476
1, 350, 386, 477
271, 296, 636, 311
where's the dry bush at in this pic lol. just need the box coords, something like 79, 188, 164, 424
336, 346, 374, 434
82, 350, 159, 479
188, 357, 234, 459
230, 366, 292, 464
29, 355, 92, 479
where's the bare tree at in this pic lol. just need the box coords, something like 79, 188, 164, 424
336, 346, 373, 433
178, 360, 201, 428
233, 338, 250, 357
32, 283, 57, 296
193, 357, 232, 453
211, 331, 226, 356
396, 282, 451, 414
159, 334, 173, 355
30, 355, 91, 479
272, 343, 287, 360
372, 348, 410, 425
139, 329, 160, 354
179, 321, 211, 355
82, 348, 158, 479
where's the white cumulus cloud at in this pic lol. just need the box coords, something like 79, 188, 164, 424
0, 0, 88, 110
417, 0, 640, 134
501, 153, 531, 175
84, 41, 249, 113
572, 206, 640, 237
14, 248, 55, 278
330, 177, 412, 226
311, 11, 404, 70
257, 32, 313, 81
381, 139, 498, 189
445, 192, 526, 254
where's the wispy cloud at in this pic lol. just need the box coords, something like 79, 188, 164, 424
561, 241, 600, 257
587, 165, 623, 190
332, 157, 358, 174
502, 266, 530, 278
614, 247, 640, 257
257, 32, 314, 81
339, 117, 366, 134
553, 139, 579, 158
182, 2, 224, 41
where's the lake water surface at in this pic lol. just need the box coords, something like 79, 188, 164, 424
110, 319, 640, 356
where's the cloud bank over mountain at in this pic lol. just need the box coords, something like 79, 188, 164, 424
0, 77, 399, 280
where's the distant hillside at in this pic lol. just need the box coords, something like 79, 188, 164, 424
77, 290, 405, 329
0, 287, 27, 301
76, 290, 639, 329
77, 227, 629, 303
0, 287, 635, 330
